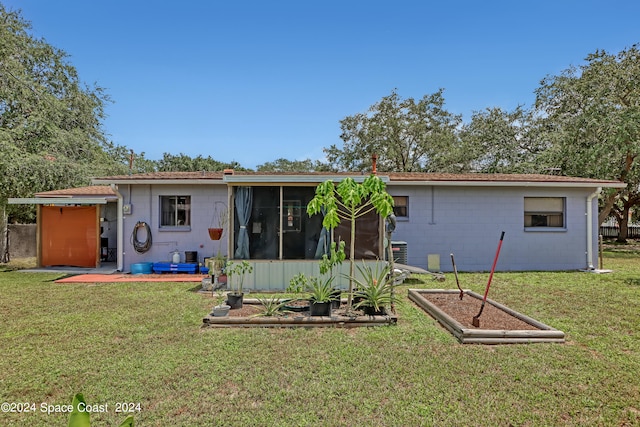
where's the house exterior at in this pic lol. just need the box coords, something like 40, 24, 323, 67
10, 171, 625, 288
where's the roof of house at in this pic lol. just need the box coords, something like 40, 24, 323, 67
91, 171, 626, 188
35, 186, 118, 198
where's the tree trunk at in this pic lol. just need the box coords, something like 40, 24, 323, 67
347, 213, 356, 308
617, 215, 629, 243
616, 202, 634, 243
598, 190, 619, 226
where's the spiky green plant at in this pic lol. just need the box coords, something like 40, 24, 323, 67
254, 295, 290, 317
352, 261, 397, 312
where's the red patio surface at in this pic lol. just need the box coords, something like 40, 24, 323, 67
55, 274, 207, 283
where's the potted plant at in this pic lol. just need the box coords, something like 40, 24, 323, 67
208, 201, 227, 240
211, 290, 230, 317
284, 272, 312, 312
225, 260, 253, 309
352, 261, 396, 315
307, 276, 335, 316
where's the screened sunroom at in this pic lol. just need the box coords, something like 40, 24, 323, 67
223, 174, 387, 290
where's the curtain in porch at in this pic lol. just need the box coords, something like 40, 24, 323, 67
234, 186, 253, 259
314, 206, 330, 259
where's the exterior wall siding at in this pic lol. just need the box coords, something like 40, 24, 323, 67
121, 184, 229, 269
120, 182, 600, 276
387, 185, 597, 272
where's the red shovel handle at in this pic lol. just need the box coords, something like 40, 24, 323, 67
482, 231, 505, 302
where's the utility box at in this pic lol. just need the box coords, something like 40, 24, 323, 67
427, 254, 441, 272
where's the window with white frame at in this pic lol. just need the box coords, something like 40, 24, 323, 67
160, 196, 191, 228
524, 197, 565, 228
392, 196, 408, 218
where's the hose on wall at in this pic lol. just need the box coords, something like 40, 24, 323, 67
131, 221, 152, 253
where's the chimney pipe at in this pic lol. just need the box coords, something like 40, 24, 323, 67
372, 153, 378, 175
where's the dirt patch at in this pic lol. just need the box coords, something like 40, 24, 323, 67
422, 293, 538, 330
227, 304, 262, 317
225, 303, 369, 318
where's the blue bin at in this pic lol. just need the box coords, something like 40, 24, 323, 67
131, 262, 153, 274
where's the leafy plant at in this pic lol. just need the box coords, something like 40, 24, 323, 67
287, 272, 308, 295
225, 260, 253, 295
214, 290, 227, 307
289, 272, 337, 304
307, 277, 335, 303
319, 240, 346, 277
352, 261, 397, 313
308, 175, 394, 307
254, 295, 290, 317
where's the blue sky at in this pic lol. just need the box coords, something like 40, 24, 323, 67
5, 1, 640, 169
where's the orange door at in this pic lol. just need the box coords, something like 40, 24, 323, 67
41, 206, 98, 267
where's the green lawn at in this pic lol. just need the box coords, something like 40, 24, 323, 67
1, 253, 639, 426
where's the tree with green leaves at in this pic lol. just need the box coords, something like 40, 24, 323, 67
0, 5, 127, 224
324, 89, 464, 172
156, 152, 246, 172
459, 106, 546, 173
256, 157, 331, 172
534, 44, 640, 239
307, 174, 394, 307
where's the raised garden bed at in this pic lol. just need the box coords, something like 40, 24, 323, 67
202, 298, 398, 328
408, 289, 565, 344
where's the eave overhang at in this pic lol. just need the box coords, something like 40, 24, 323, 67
222, 174, 390, 184
8, 197, 109, 205
388, 180, 627, 189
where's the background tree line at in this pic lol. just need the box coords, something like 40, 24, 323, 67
1, 5, 639, 240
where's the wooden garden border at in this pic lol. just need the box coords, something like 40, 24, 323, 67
408, 289, 565, 344
203, 299, 398, 328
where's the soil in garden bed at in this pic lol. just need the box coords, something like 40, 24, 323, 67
422, 293, 539, 330
222, 303, 373, 318
227, 304, 262, 317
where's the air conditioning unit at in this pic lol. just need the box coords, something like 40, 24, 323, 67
385, 241, 407, 265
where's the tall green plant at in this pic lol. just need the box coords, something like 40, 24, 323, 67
225, 260, 253, 295
308, 175, 394, 307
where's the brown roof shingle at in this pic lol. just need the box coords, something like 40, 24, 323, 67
36, 185, 118, 197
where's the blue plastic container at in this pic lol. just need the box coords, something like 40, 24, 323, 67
131, 262, 153, 275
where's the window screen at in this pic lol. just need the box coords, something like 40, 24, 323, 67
524, 197, 564, 227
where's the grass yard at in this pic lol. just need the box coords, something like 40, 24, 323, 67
0, 253, 639, 426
